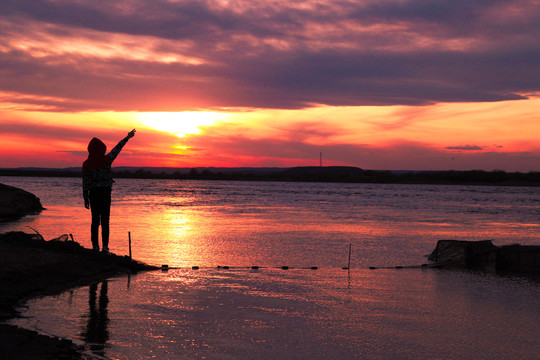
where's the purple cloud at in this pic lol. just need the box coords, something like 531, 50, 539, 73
0, 0, 538, 111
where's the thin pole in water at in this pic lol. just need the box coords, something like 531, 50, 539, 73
348, 242, 352, 270
128, 232, 132, 260
342, 242, 352, 271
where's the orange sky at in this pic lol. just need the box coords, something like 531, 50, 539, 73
1, 0, 539, 171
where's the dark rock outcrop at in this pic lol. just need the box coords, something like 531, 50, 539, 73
428, 239, 540, 276
428, 240, 498, 270
496, 244, 540, 275
0, 183, 44, 221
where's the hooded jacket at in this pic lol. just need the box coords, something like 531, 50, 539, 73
82, 136, 129, 199
83, 137, 109, 171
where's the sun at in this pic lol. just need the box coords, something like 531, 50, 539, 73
136, 111, 230, 137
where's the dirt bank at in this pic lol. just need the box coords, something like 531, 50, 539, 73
0, 231, 158, 359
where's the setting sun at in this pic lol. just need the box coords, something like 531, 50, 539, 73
136, 112, 231, 137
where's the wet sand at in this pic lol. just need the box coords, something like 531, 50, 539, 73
0, 231, 157, 359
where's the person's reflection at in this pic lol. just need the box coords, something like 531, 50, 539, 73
81, 280, 110, 355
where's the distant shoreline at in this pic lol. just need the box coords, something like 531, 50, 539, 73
1, 167, 539, 187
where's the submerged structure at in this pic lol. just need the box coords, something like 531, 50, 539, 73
428, 240, 540, 276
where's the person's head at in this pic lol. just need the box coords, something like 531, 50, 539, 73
88, 137, 106, 157
83, 137, 108, 170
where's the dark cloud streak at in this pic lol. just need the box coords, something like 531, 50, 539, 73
446, 145, 483, 151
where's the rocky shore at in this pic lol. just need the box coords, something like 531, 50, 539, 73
0, 184, 157, 359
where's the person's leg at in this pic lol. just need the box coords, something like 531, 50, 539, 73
89, 190, 101, 251
100, 188, 112, 252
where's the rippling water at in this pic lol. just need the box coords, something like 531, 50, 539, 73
2, 177, 539, 359
2, 177, 539, 268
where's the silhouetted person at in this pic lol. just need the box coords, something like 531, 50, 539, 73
82, 281, 109, 356
83, 129, 135, 253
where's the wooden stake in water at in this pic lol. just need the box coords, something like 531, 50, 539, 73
347, 243, 352, 270
128, 232, 132, 260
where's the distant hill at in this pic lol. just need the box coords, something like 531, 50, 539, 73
280, 166, 364, 176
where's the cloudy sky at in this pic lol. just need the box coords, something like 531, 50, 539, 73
1, 0, 539, 170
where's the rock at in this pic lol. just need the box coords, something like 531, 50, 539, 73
0, 183, 44, 220
497, 244, 540, 274
428, 240, 497, 270
428, 239, 540, 276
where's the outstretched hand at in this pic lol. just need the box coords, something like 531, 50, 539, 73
127, 129, 136, 139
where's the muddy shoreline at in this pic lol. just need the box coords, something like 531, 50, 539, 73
0, 231, 157, 359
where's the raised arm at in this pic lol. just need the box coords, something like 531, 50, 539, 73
108, 129, 136, 164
